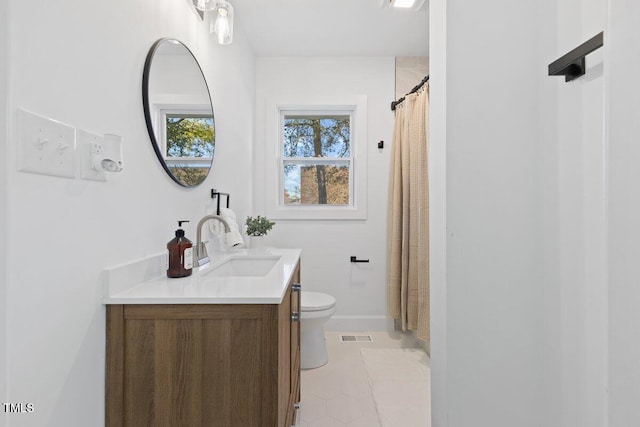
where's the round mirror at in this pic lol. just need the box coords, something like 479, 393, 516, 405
142, 38, 215, 187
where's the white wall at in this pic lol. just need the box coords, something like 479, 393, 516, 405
5, 0, 255, 425
1, 1, 8, 426
431, 0, 544, 425
254, 57, 396, 331
149, 51, 211, 106
431, 0, 619, 425
540, 0, 607, 425
428, 0, 447, 424
607, 0, 640, 424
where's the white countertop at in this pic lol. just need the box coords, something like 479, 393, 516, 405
102, 248, 301, 305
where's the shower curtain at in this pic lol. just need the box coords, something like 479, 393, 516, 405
387, 84, 430, 342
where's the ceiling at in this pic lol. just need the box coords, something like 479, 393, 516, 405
230, 0, 429, 57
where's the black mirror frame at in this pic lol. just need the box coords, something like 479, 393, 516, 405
142, 38, 215, 187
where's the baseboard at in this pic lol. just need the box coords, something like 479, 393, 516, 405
325, 315, 392, 332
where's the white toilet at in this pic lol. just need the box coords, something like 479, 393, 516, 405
300, 291, 336, 369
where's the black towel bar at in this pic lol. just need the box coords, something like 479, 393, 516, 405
210, 189, 230, 215
548, 32, 603, 82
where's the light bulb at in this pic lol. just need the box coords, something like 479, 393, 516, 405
211, 0, 234, 45
214, 11, 229, 44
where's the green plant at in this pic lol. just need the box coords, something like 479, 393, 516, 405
245, 215, 276, 237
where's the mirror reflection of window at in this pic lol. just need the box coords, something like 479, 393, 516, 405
162, 110, 214, 186
165, 113, 214, 158
143, 38, 215, 187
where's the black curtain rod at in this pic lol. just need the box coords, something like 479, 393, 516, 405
391, 74, 429, 111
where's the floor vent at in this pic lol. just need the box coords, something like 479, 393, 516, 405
339, 334, 373, 343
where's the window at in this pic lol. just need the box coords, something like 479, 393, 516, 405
159, 108, 214, 186
281, 113, 352, 206
265, 97, 368, 220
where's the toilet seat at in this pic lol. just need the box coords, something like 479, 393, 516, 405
301, 292, 336, 312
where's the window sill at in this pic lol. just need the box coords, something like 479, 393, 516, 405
266, 205, 367, 221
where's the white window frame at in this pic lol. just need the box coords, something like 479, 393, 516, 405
265, 96, 368, 220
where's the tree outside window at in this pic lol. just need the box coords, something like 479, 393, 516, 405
164, 112, 214, 186
282, 114, 352, 206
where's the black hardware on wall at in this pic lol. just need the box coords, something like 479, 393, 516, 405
548, 32, 603, 82
378, 141, 384, 149
210, 189, 230, 215
350, 256, 370, 263
391, 74, 429, 111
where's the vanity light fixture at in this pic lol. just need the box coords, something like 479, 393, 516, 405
210, 0, 234, 45
392, 0, 416, 7
380, 0, 427, 10
192, 0, 216, 12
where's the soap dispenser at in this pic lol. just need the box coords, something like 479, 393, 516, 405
167, 220, 193, 278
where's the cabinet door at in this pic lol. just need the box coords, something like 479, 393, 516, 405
278, 263, 302, 427
106, 304, 279, 427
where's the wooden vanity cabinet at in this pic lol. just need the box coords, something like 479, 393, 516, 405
106, 262, 301, 427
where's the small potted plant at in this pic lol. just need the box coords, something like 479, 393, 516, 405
245, 215, 275, 250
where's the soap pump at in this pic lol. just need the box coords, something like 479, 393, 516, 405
167, 220, 193, 278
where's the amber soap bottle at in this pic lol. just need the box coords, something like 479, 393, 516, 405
167, 220, 193, 278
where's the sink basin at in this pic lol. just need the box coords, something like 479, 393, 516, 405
205, 255, 281, 277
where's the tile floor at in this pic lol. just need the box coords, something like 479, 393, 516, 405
296, 331, 428, 427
